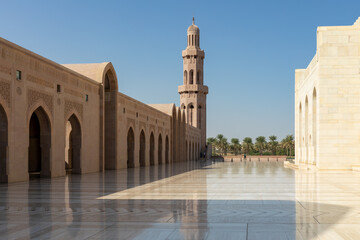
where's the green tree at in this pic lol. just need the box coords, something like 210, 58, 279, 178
268, 135, 279, 155
230, 138, 242, 155
281, 135, 295, 156
207, 137, 216, 155
255, 136, 267, 155
242, 137, 253, 154
216, 134, 228, 155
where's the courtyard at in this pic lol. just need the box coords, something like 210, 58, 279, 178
0, 160, 359, 239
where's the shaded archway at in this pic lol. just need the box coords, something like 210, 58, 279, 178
184, 70, 188, 85
312, 88, 317, 164
28, 107, 51, 178
158, 134, 163, 165
165, 136, 169, 164
150, 132, 155, 166
299, 103, 302, 162
186, 140, 188, 161
0, 105, 8, 182
305, 96, 309, 163
139, 130, 146, 167
65, 114, 81, 174
189, 70, 194, 84
104, 70, 118, 170
127, 127, 135, 168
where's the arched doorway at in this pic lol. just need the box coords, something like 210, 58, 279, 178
139, 130, 146, 167
127, 127, 135, 168
158, 134, 162, 165
28, 107, 51, 178
165, 136, 169, 164
0, 105, 8, 182
65, 114, 81, 174
313, 88, 317, 164
305, 96, 309, 163
150, 132, 155, 165
104, 70, 117, 170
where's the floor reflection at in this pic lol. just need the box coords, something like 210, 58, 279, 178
0, 160, 358, 239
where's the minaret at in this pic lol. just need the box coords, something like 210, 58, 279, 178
178, 17, 208, 151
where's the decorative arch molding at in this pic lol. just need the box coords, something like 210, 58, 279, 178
27, 101, 53, 130
0, 80, 11, 108
64, 100, 83, 123
27, 89, 53, 117
100, 63, 119, 92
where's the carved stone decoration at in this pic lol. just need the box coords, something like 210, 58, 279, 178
64, 100, 83, 121
0, 80, 11, 107
16, 87, 22, 96
28, 89, 53, 115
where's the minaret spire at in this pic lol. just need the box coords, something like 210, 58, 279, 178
192, 17, 195, 25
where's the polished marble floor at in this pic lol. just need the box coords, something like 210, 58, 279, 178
0, 160, 360, 239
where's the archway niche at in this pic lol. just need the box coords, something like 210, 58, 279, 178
158, 134, 162, 165
0, 105, 8, 182
127, 127, 135, 168
299, 103, 302, 162
165, 136, 169, 164
150, 132, 155, 165
28, 107, 51, 178
312, 88, 317, 164
184, 70, 188, 85
65, 114, 81, 174
104, 70, 117, 170
305, 96, 309, 163
139, 130, 146, 167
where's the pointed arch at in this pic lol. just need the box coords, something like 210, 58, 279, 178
189, 70, 194, 84
312, 88, 317, 164
104, 66, 118, 170
65, 114, 82, 174
158, 134, 163, 165
165, 135, 169, 164
139, 130, 146, 167
305, 96, 309, 163
184, 70, 188, 85
0, 104, 8, 182
127, 127, 135, 168
150, 132, 155, 165
28, 106, 52, 178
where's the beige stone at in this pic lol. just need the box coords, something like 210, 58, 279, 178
0, 19, 206, 183
295, 17, 360, 170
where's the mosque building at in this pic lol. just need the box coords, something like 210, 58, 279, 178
0, 19, 208, 183
295, 17, 360, 170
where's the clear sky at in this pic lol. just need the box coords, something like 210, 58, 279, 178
1, 0, 360, 141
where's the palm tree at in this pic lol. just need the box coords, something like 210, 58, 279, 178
216, 134, 228, 155
207, 137, 216, 155
242, 137, 253, 154
281, 135, 294, 156
268, 135, 279, 155
230, 138, 242, 155
255, 136, 267, 155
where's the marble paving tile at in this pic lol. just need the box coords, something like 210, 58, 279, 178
0, 161, 359, 239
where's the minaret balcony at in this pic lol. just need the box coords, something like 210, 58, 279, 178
178, 85, 208, 94
182, 49, 205, 58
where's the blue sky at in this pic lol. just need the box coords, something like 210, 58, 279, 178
1, 0, 359, 141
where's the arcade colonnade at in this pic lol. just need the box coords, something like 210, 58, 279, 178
0, 37, 202, 183
295, 17, 360, 170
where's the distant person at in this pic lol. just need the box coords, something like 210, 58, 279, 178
244, 153, 246, 159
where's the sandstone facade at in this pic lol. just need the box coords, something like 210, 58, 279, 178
295, 17, 360, 170
0, 20, 205, 183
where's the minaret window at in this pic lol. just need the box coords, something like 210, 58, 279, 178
189, 70, 194, 84
184, 70, 188, 84
190, 105, 194, 126
196, 71, 200, 84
